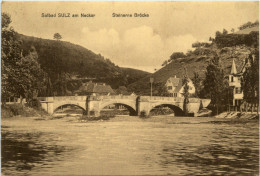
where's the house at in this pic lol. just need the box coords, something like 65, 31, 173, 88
75, 81, 115, 96
228, 58, 244, 107
165, 75, 195, 97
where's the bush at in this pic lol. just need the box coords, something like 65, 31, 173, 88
140, 110, 149, 118
8, 104, 24, 116
1, 107, 14, 118
1, 103, 49, 118
28, 99, 42, 109
80, 114, 115, 121
215, 32, 258, 48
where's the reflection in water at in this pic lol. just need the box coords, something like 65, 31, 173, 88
158, 120, 259, 175
160, 144, 259, 175
1, 117, 259, 175
1, 131, 70, 175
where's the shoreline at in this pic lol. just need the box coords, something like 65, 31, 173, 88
2, 112, 258, 124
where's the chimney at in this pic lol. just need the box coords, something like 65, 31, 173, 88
174, 75, 177, 78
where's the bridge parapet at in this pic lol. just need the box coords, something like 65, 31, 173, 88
140, 96, 184, 102
53, 96, 87, 101
38, 97, 54, 102
89, 95, 137, 101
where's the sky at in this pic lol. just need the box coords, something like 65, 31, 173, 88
2, 1, 259, 72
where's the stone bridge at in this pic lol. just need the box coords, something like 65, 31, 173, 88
38, 95, 211, 117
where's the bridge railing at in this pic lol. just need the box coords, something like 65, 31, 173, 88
89, 95, 137, 101
37, 97, 54, 102
37, 96, 87, 102
53, 96, 87, 101
140, 96, 184, 102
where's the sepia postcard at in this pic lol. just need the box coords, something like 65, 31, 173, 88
1, 1, 259, 175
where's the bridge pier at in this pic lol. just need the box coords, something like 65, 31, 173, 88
38, 97, 54, 114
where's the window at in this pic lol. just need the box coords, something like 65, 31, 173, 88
235, 87, 241, 94
168, 86, 172, 90
174, 93, 177, 97
231, 76, 234, 82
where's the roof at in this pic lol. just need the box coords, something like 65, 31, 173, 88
167, 77, 181, 86
76, 82, 115, 94
173, 83, 183, 93
167, 77, 193, 93
231, 58, 237, 74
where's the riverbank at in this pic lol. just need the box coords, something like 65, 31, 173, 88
3, 114, 258, 127
1, 103, 50, 119
215, 112, 259, 119
2, 113, 259, 128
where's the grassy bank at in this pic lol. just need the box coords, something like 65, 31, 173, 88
1, 103, 49, 118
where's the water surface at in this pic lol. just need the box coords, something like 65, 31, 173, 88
1, 116, 259, 175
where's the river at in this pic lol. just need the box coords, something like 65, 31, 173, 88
1, 116, 259, 175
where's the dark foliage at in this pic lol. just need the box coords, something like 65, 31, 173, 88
203, 56, 229, 114
182, 68, 189, 115
242, 51, 259, 105
192, 42, 211, 48
169, 52, 186, 61
238, 21, 259, 31
215, 32, 259, 48
1, 13, 45, 102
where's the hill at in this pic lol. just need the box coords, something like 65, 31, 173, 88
128, 26, 258, 95
121, 67, 151, 85
128, 45, 251, 95
17, 34, 150, 91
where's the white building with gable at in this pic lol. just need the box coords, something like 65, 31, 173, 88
165, 75, 195, 97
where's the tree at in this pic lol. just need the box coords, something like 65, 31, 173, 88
1, 13, 45, 104
1, 13, 23, 102
170, 52, 186, 61
242, 51, 259, 111
1, 12, 11, 29
116, 86, 129, 95
203, 56, 228, 115
192, 42, 211, 48
182, 68, 189, 115
53, 33, 62, 40
223, 28, 228, 35
153, 82, 170, 96
215, 31, 222, 38
192, 71, 201, 97
161, 60, 168, 67
15, 53, 45, 103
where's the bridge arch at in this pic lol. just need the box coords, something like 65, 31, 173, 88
99, 101, 137, 116
148, 104, 184, 116
53, 104, 86, 114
